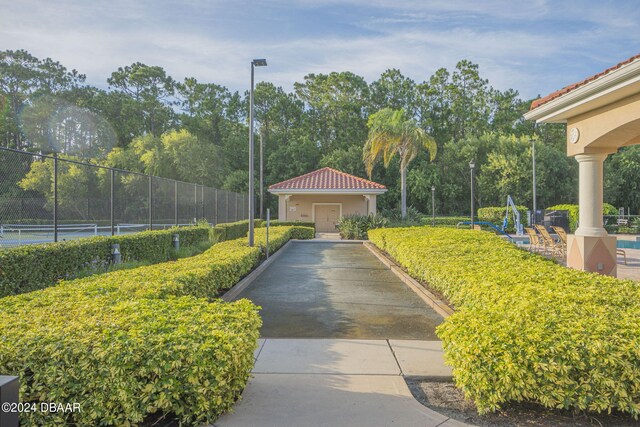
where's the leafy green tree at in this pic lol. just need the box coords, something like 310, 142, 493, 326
364, 108, 437, 218
294, 71, 369, 154
161, 129, 218, 186
177, 78, 231, 145
320, 146, 367, 177
490, 88, 530, 136
417, 68, 453, 148
89, 89, 146, 147
222, 169, 255, 194
407, 158, 439, 213
448, 60, 492, 141
0, 49, 85, 149
18, 155, 103, 219
439, 133, 576, 214
369, 69, 417, 116
107, 62, 176, 136
253, 82, 306, 196
605, 146, 640, 213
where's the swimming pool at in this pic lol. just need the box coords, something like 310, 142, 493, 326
509, 236, 639, 249
617, 240, 640, 249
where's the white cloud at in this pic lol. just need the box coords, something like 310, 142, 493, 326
1, 0, 638, 100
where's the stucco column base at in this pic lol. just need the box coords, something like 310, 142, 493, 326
567, 234, 617, 277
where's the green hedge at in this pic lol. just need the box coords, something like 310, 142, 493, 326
210, 219, 263, 242
0, 225, 313, 426
0, 225, 210, 298
477, 205, 528, 232
420, 216, 470, 227
547, 203, 617, 231
368, 227, 640, 417
266, 220, 316, 231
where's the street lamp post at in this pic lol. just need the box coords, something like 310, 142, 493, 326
469, 160, 475, 228
531, 138, 537, 225
248, 58, 267, 247
431, 185, 436, 227
259, 130, 264, 220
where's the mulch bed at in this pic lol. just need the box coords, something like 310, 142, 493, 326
406, 378, 640, 427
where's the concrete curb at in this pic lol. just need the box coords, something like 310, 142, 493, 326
363, 242, 454, 319
221, 240, 294, 302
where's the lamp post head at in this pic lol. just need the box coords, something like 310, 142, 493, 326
252, 58, 268, 67
469, 160, 475, 170
431, 185, 435, 192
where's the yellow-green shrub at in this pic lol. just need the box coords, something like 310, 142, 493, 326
210, 219, 264, 242
547, 203, 617, 231
419, 216, 470, 227
0, 225, 313, 426
0, 296, 260, 426
368, 227, 640, 417
0, 225, 211, 297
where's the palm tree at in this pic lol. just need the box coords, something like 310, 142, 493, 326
363, 108, 437, 219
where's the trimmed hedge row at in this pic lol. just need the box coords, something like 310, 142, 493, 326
210, 219, 263, 242
0, 225, 211, 298
368, 227, 640, 417
547, 203, 617, 232
0, 225, 313, 426
267, 220, 316, 230
420, 216, 470, 227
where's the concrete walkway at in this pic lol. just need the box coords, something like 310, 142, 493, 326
214, 338, 464, 427
233, 241, 444, 339
215, 241, 468, 427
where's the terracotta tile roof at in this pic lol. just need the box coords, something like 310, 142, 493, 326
268, 167, 386, 191
530, 53, 640, 110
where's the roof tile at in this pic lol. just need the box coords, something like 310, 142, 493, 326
530, 53, 640, 110
268, 167, 386, 191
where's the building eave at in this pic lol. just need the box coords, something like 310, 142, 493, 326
524, 59, 640, 124
268, 189, 387, 195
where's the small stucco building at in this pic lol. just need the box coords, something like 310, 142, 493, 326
268, 167, 387, 232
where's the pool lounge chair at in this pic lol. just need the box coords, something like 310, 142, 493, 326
551, 226, 568, 253
535, 224, 565, 258
617, 248, 627, 265
524, 227, 544, 253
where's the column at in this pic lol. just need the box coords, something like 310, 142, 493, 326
278, 195, 289, 221
567, 153, 617, 276
363, 195, 376, 215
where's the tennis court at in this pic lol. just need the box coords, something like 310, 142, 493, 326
0, 223, 195, 248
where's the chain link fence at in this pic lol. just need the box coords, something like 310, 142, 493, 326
0, 147, 248, 247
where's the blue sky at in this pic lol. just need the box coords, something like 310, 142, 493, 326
1, 0, 639, 100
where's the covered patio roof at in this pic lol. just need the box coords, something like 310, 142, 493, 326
524, 54, 640, 124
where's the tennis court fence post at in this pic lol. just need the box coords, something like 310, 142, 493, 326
148, 175, 153, 231
53, 153, 58, 242
110, 169, 115, 236
174, 181, 178, 226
